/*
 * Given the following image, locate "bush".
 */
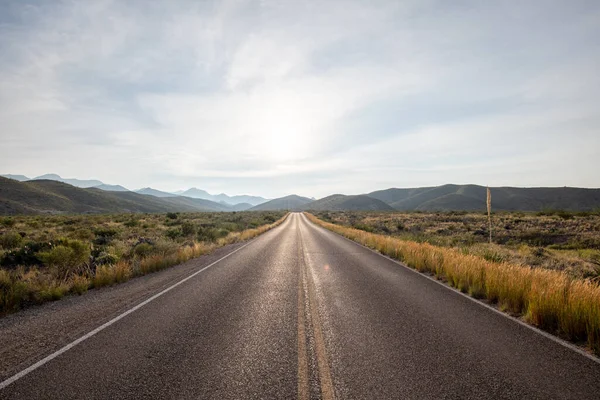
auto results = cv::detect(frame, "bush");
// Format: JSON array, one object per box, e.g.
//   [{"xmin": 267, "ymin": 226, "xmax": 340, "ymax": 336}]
[
  {"xmin": 133, "ymin": 242, "xmax": 154, "ymax": 258},
  {"xmin": 197, "ymin": 227, "xmax": 219, "ymax": 243},
  {"xmin": 1, "ymin": 218, "xmax": 15, "ymax": 227},
  {"xmin": 0, "ymin": 232, "xmax": 23, "ymax": 249},
  {"xmin": 181, "ymin": 222, "xmax": 197, "ymax": 236},
  {"xmin": 36, "ymin": 240, "xmax": 90, "ymax": 279},
  {"xmin": 166, "ymin": 212, "xmax": 178, "ymax": 220},
  {"xmin": 94, "ymin": 252, "xmax": 120, "ymax": 265},
  {"xmin": 165, "ymin": 228, "xmax": 182, "ymax": 240},
  {"xmin": 93, "ymin": 227, "xmax": 120, "ymax": 245},
  {"xmin": 1, "ymin": 241, "xmax": 54, "ymax": 268},
  {"xmin": 123, "ymin": 220, "xmax": 139, "ymax": 228}
]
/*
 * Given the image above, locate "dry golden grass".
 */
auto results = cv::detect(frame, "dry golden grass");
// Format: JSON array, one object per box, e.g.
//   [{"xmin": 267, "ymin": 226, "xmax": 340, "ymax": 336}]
[{"xmin": 306, "ymin": 212, "xmax": 600, "ymax": 356}]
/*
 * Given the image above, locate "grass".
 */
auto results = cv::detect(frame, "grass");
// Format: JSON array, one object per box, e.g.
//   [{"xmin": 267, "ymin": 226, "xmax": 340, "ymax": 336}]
[
  {"xmin": 306, "ymin": 212, "xmax": 600, "ymax": 356},
  {"xmin": 314, "ymin": 210, "xmax": 600, "ymax": 279},
  {"xmin": 0, "ymin": 211, "xmax": 288, "ymax": 315}
]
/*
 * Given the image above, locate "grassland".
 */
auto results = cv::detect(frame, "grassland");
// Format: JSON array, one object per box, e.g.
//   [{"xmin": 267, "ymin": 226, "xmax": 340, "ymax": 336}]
[
  {"xmin": 314, "ymin": 210, "xmax": 600, "ymax": 280},
  {"xmin": 0, "ymin": 211, "xmax": 287, "ymax": 315},
  {"xmin": 307, "ymin": 211, "xmax": 600, "ymax": 356}
]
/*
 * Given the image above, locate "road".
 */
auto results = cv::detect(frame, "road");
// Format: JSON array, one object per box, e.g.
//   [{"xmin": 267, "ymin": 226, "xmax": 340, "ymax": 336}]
[{"xmin": 1, "ymin": 213, "xmax": 599, "ymax": 399}]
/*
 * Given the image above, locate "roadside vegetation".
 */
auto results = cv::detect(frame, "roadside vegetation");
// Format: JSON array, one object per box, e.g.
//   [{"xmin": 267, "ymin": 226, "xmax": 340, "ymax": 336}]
[
  {"xmin": 307, "ymin": 211, "xmax": 600, "ymax": 356},
  {"xmin": 0, "ymin": 211, "xmax": 287, "ymax": 315}
]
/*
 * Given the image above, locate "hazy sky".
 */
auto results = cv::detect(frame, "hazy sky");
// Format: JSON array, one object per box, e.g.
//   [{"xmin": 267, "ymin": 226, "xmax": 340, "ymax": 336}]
[{"xmin": 1, "ymin": 0, "xmax": 599, "ymax": 198}]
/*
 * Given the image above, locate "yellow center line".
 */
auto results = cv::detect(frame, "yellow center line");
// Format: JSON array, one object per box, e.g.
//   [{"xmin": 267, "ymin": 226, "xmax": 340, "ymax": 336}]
[
  {"xmin": 298, "ymin": 216, "xmax": 335, "ymax": 400},
  {"xmin": 297, "ymin": 219, "xmax": 310, "ymax": 400}
]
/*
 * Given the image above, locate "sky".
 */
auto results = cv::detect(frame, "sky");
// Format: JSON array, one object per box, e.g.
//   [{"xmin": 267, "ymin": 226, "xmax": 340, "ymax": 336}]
[{"xmin": 1, "ymin": 0, "xmax": 599, "ymax": 198}]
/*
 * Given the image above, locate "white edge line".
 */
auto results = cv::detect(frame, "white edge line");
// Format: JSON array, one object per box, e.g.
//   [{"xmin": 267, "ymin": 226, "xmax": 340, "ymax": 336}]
[
  {"xmin": 302, "ymin": 213, "xmax": 600, "ymax": 365},
  {"xmin": 0, "ymin": 238, "xmax": 260, "ymax": 390}
]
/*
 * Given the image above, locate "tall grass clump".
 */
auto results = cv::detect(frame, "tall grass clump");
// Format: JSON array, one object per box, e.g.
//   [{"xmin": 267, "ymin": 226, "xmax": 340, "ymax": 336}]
[{"xmin": 305, "ymin": 213, "xmax": 600, "ymax": 355}]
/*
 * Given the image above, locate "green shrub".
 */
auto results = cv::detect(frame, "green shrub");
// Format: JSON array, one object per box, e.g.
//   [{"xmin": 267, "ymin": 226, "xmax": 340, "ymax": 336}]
[
  {"xmin": 1, "ymin": 218, "xmax": 16, "ymax": 227},
  {"xmin": 181, "ymin": 222, "xmax": 197, "ymax": 236},
  {"xmin": 166, "ymin": 212, "xmax": 178, "ymax": 220},
  {"xmin": 165, "ymin": 228, "xmax": 182, "ymax": 240},
  {"xmin": 133, "ymin": 243, "xmax": 154, "ymax": 258},
  {"xmin": 0, "ymin": 232, "xmax": 23, "ymax": 249},
  {"xmin": 93, "ymin": 227, "xmax": 120, "ymax": 245},
  {"xmin": 197, "ymin": 227, "xmax": 219, "ymax": 243},
  {"xmin": 123, "ymin": 219, "xmax": 139, "ymax": 228},
  {"xmin": 95, "ymin": 252, "xmax": 120, "ymax": 265},
  {"xmin": 36, "ymin": 239, "xmax": 90, "ymax": 279}
]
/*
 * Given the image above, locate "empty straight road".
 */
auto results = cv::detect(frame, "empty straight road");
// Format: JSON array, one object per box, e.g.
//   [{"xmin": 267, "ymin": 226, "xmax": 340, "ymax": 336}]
[{"xmin": 1, "ymin": 213, "xmax": 599, "ymax": 399}]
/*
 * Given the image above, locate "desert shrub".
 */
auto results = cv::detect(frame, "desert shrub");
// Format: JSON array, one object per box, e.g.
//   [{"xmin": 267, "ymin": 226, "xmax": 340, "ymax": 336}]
[
  {"xmin": 181, "ymin": 222, "xmax": 197, "ymax": 236},
  {"xmin": 36, "ymin": 239, "xmax": 90, "ymax": 279},
  {"xmin": 71, "ymin": 228, "xmax": 94, "ymax": 241},
  {"xmin": 0, "ymin": 241, "xmax": 53, "ymax": 268},
  {"xmin": 165, "ymin": 228, "xmax": 182, "ymax": 240},
  {"xmin": 1, "ymin": 218, "xmax": 16, "ymax": 227},
  {"xmin": 0, "ymin": 231, "xmax": 23, "ymax": 249},
  {"xmin": 123, "ymin": 219, "xmax": 139, "ymax": 228},
  {"xmin": 94, "ymin": 251, "xmax": 120, "ymax": 265},
  {"xmin": 197, "ymin": 227, "xmax": 219, "ymax": 243},
  {"xmin": 93, "ymin": 227, "xmax": 120, "ymax": 245},
  {"xmin": 133, "ymin": 242, "xmax": 154, "ymax": 258},
  {"xmin": 0, "ymin": 270, "xmax": 31, "ymax": 312},
  {"xmin": 166, "ymin": 212, "xmax": 178, "ymax": 220}
]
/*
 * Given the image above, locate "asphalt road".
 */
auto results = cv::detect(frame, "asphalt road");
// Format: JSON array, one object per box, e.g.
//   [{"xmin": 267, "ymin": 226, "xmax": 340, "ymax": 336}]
[{"xmin": 1, "ymin": 213, "xmax": 599, "ymax": 399}]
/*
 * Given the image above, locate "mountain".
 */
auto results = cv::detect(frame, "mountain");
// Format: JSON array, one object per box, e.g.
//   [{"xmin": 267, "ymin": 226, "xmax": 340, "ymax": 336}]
[
  {"xmin": 212, "ymin": 193, "xmax": 268, "ymax": 206},
  {"xmin": 0, "ymin": 177, "xmax": 228, "ymax": 215},
  {"xmin": 368, "ymin": 185, "xmax": 600, "ymax": 211},
  {"xmin": 94, "ymin": 184, "xmax": 130, "ymax": 192},
  {"xmin": 1, "ymin": 174, "xmax": 30, "ymax": 182},
  {"xmin": 249, "ymin": 195, "xmax": 313, "ymax": 211},
  {"xmin": 179, "ymin": 188, "xmax": 267, "ymax": 206},
  {"xmin": 180, "ymin": 187, "xmax": 268, "ymax": 206},
  {"xmin": 179, "ymin": 188, "xmax": 213, "ymax": 200},
  {"xmin": 135, "ymin": 187, "xmax": 179, "ymax": 198},
  {"xmin": 302, "ymin": 194, "xmax": 395, "ymax": 211},
  {"xmin": 33, "ymin": 174, "xmax": 104, "ymax": 188}
]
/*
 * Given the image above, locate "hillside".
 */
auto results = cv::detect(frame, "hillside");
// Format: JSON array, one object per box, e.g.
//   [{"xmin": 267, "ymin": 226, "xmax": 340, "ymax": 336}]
[
  {"xmin": 249, "ymin": 195, "xmax": 313, "ymax": 211},
  {"xmin": 94, "ymin": 184, "xmax": 130, "ymax": 192},
  {"xmin": 0, "ymin": 177, "xmax": 228, "ymax": 215},
  {"xmin": 368, "ymin": 185, "xmax": 600, "ymax": 211},
  {"xmin": 135, "ymin": 187, "xmax": 178, "ymax": 197},
  {"xmin": 303, "ymin": 194, "xmax": 395, "ymax": 211}
]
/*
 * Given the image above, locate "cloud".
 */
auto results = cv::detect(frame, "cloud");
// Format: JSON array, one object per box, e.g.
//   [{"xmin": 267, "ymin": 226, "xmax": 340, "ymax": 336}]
[{"xmin": 0, "ymin": 0, "xmax": 599, "ymax": 197}]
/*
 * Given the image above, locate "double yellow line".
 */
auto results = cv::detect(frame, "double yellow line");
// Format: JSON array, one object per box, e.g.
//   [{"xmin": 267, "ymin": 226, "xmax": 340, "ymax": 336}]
[{"xmin": 297, "ymin": 219, "xmax": 335, "ymax": 400}]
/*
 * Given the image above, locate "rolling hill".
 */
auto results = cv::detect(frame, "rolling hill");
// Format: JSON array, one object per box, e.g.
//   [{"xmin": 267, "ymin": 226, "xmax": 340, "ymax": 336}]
[
  {"xmin": 302, "ymin": 194, "xmax": 395, "ymax": 211},
  {"xmin": 94, "ymin": 184, "xmax": 130, "ymax": 192},
  {"xmin": 249, "ymin": 195, "xmax": 313, "ymax": 211},
  {"xmin": 0, "ymin": 177, "xmax": 228, "ymax": 215},
  {"xmin": 368, "ymin": 184, "xmax": 600, "ymax": 211}
]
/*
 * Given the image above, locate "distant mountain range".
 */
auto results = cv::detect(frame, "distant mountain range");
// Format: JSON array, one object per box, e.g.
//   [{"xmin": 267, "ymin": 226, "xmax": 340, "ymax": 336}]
[
  {"xmin": 177, "ymin": 188, "xmax": 267, "ymax": 206},
  {"xmin": 0, "ymin": 177, "xmax": 249, "ymax": 215},
  {"xmin": 2, "ymin": 174, "xmax": 599, "ymax": 214},
  {"xmin": 1, "ymin": 174, "xmax": 268, "ymax": 207}
]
